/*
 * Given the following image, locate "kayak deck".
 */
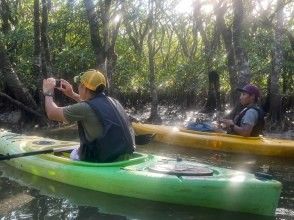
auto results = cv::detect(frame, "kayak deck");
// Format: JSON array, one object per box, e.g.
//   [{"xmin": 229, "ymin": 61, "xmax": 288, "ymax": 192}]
[
  {"xmin": 132, "ymin": 123, "xmax": 294, "ymax": 157},
  {"xmin": 0, "ymin": 130, "xmax": 282, "ymax": 216}
]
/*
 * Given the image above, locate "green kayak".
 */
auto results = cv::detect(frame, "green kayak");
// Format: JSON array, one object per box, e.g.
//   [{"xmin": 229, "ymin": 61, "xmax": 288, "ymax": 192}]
[{"xmin": 0, "ymin": 130, "xmax": 281, "ymax": 216}]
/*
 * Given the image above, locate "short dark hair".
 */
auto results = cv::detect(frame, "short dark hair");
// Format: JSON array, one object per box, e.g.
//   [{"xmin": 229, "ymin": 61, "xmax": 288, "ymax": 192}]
[{"xmin": 88, "ymin": 84, "xmax": 105, "ymax": 96}]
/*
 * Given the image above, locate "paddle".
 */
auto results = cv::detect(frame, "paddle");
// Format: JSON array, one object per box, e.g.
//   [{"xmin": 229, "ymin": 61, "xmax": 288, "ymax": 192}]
[
  {"xmin": 0, "ymin": 133, "xmax": 155, "ymax": 161},
  {"xmin": 135, "ymin": 133, "xmax": 156, "ymax": 145},
  {"xmin": 0, "ymin": 146, "xmax": 76, "ymax": 161}
]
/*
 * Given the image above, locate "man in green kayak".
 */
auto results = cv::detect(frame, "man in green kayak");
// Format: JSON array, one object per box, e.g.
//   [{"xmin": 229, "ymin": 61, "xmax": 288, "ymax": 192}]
[
  {"xmin": 42, "ymin": 69, "xmax": 135, "ymax": 162},
  {"xmin": 220, "ymin": 84, "xmax": 265, "ymax": 137}
]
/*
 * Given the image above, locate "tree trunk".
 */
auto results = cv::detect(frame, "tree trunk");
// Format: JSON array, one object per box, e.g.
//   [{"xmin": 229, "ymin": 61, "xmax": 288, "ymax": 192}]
[
  {"xmin": 41, "ymin": 0, "xmax": 52, "ymax": 77},
  {"xmin": 105, "ymin": 1, "xmax": 123, "ymax": 95},
  {"xmin": 268, "ymin": 0, "xmax": 284, "ymax": 127},
  {"xmin": 102, "ymin": 0, "xmax": 111, "ymax": 66},
  {"xmin": 283, "ymin": 30, "xmax": 294, "ymax": 94},
  {"xmin": 0, "ymin": 0, "xmax": 40, "ymax": 117},
  {"xmin": 215, "ymin": 1, "xmax": 251, "ymax": 104},
  {"xmin": 106, "ymin": 44, "xmax": 117, "ymax": 95},
  {"xmin": 0, "ymin": 43, "xmax": 38, "ymax": 110},
  {"xmin": 147, "ymin": 0, "xmax": 161, "ymax": 123},
  {"xmin": 83, "ymin": 0, "xmax": 106, "ymax": 70},
  {"xmin": 203, "ymin": 71, "xmax": 221, "ymax": 112},
  {"xmin": 147, "ymin": 47, "xmax": 161, "ymax": 123},
  {"xmin": 32, "ymin": 0, "xmax": 45, "ymax": 110},
  {"xmin": 215, "ymin": 4, "xmax": 236, "ymax": 105},
  {"xmin": 0, "ymin": 0, "xmax": 11, "ymax": 33},
  {"xmin": 0, "ymin": 92, "xmax": 43, "ymax": 118},
  {"xmin": 232, "ymin": 0, "xmax": 251, "ymax": 101},
  {"xmin": 286, "ymin": 30, "xmax": 294, "ymax": 51}
]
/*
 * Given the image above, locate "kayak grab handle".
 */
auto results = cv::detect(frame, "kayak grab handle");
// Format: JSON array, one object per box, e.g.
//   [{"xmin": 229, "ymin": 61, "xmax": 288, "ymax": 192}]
[{"xmin": 254, "ymin": 172, "xmax": 273, "ymax": 181}]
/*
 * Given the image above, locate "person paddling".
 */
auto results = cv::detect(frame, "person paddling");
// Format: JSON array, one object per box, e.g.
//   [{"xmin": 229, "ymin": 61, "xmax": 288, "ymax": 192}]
[
  {"xmin": 220, "ymin": 84, "xmax": 265, "ymax": 137},
  {"xmin": 43, "ymin": 69, "xmax": 135, "ymax": 162}
]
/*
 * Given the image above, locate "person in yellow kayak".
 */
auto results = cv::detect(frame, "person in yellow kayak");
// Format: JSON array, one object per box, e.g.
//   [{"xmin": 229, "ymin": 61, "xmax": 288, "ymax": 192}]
[
  {"xmin": 42, "ymin": 69, "xmax": 135, "ymax": 162},
  {"xmin": 220, "ymin": 84, "xmax": 265, "ymax": 137}
]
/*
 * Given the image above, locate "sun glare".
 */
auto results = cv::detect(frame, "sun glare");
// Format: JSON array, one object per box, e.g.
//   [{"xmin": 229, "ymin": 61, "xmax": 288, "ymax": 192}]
[
  {"xmin": 113, "ymin": 15, "xmax": 121, "ymax": 24},
  {"xmin": 253, "ymin": 0, "xmax": 277, "ymax": 16},
  {"xmin": 257, "ymin": 0, "xmax": 273, "ymax": 10},
  {"xmin": 175, "ymin": 0, "xmax": 214, "ymax": 15},
  {"xmin": 175, "ymin": 0, "xmax": 194, "ymax": 14},
  {"xmin": 201, "ymin": 3, "xmax": 213, "ymax": 14}
]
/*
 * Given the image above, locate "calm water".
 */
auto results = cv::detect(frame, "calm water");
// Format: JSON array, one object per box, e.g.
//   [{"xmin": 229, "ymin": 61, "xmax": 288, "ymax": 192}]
[{"xmin": 0, "ymin": 132, "xmax": 293, "ymax": 220}]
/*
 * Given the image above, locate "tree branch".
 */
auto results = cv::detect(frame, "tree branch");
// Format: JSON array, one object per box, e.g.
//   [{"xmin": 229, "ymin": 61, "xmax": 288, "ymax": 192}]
[{"xmin": 0, "ymin": 92, "xmax": 44, "ymax": 118}]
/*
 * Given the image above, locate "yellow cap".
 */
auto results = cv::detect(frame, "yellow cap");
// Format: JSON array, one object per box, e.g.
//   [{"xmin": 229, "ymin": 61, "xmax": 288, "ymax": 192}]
[{"xmin": 74, "ymin": 69, "xmax": 106, "ymax": 91}]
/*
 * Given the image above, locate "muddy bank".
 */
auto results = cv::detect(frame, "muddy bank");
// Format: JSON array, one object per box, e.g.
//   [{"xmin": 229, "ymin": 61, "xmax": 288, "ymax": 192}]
[{"xmin": 1, "ymin": 104, "xmax": 293, "ymax": 139}]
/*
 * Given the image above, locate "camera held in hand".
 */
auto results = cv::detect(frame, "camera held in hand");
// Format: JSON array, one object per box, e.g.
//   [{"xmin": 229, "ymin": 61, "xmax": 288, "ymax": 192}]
[{"xmin": 55, "ymin": 79, "xmax": 61, "ymax": 88}]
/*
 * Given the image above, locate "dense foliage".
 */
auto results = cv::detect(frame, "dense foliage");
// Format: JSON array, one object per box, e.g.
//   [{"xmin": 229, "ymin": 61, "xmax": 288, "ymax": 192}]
[
  {"xmin": 0, "ymin": 0, "xmax": 293, "ymax": 126},
  {"xmin": 0, "ymin": 1, "xmax": 292, "ymax": 95}
]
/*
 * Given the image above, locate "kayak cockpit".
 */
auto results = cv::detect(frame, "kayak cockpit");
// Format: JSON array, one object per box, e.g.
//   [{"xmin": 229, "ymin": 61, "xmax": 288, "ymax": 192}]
[
  {"xmin": 43, "ymin": 151, "xmax": 152, "ymax": 167},
  {"xmin": 45, "ymin": 151, "xmax": 216, "ymax": 177}
]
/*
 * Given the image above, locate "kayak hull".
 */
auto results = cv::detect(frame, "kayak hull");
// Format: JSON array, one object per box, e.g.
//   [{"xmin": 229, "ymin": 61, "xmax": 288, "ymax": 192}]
[
  {"xmin": 0, "ymin": 130, "xmax": 281, "ymax": 216},
  {"xmin": 133, "ymin": 123, "xmax": 294, "ymax": 157}
]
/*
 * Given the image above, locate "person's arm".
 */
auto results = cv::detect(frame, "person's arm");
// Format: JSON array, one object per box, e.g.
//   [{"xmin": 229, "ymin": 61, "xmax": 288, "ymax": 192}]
[
  {"xmin": 220, "ymin": 119, "xmax": 253, "ymax": 137},
  {"xmin": 57, "ymin": 79, "xmax": 83, "ymax": 102},
  {"xmin": 44, "ymin": 96, "xmax": 67, "ymax": 122},
  {"xmin": 231, "ymin": 122, "xmax": 253, "ymax": 137},
  {"xmin": 43, "ymin": 78, "xmax": 67, "ymax": 122}
]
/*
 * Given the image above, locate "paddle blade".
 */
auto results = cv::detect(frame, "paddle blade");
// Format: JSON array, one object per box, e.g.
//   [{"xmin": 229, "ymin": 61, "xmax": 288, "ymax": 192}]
[{"xmin": 135, "ymin": 133, "xmax": 156, "ymax": 145}]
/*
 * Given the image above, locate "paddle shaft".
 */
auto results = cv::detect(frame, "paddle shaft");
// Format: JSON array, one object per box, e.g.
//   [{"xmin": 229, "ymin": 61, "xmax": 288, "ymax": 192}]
[
  {"xmin": 0, "ymin": 146, "xmax": 76, "ymax": 161},
  {"xmin": 0, "ymin": 133, "xmax": 155, "ymax": 161},
  {"xmin": 135, "ymin": 133, "xmax": 156, "ymax": 145}
]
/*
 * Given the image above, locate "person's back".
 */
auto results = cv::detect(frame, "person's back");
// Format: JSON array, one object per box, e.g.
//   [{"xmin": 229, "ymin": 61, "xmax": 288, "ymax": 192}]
[
  {"xmin": 43, "ymin": 69, "xmax": 135, "ymax": 162},
  {"xmin": 80, "ymin": 93, "xmax": 135, "ymax": 162}
]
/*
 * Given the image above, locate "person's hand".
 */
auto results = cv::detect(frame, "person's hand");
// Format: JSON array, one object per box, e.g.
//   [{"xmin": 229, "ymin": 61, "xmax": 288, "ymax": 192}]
[
  {"xmin": 56, "ymin": 79, "xmax": 75, "ymax": 98},
  {"xmin": 219, "ymin": 119, "xmax": 234, "ymax": 128},
  {"xmin": 43, "ymin": 78, "xmax": 55, "ymax": 94}
]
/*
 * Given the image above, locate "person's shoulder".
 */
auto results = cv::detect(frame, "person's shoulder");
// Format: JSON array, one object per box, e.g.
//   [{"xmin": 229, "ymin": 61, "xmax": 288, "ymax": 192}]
[
  {"xmin": 63, "ymin": 102, "xmax": 94, "ymax": 122},
  {"xmin": 246, "ymin": 108, "xmax": 259, "ymax": 115},
  {"xmin": 244, "ymin": 108, "xmax": 259, "ymax": 122},
  {"xmin": 248, "ymin": 105, "xmax": 263, "ymax": 114},
  {"xmin": 65, "ymin": 102, "xmax": 92, "ymax": 111}
]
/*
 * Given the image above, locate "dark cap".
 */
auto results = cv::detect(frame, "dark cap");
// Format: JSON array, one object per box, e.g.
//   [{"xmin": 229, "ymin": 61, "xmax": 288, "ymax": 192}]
[{"xmin": 237, "ymin": 84, "xmax": 260, "ymax": 100}]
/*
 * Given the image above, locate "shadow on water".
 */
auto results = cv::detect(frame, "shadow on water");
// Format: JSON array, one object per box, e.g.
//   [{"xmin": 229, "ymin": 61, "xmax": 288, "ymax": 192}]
[{"xmin": 0, "ymin": 163, "xmax": 274, "ymax": 220}]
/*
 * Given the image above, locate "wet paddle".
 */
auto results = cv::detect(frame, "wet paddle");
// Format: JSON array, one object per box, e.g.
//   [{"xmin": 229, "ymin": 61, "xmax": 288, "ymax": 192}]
[{"xmin": 0, "ymin": 146, "xmax": 76, "ymax": 161}]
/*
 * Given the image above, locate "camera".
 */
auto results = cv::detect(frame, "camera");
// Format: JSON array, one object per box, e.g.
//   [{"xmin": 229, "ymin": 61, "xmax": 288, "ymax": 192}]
[{"xmin": 55, "ymin": 79, "xmax": 61, "ymax": 88}]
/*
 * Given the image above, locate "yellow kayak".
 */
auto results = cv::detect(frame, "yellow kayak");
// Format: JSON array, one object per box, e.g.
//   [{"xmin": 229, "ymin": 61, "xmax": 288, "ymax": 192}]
[{"xmin": 132, "ymin": 123, "xmax": 294, "ymax": 157}]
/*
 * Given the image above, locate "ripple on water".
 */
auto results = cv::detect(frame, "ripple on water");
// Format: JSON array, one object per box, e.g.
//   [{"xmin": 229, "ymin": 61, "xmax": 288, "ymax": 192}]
[{"xmin": 276, "ymin": 208, "xmax": 294, "ymax": 217}]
